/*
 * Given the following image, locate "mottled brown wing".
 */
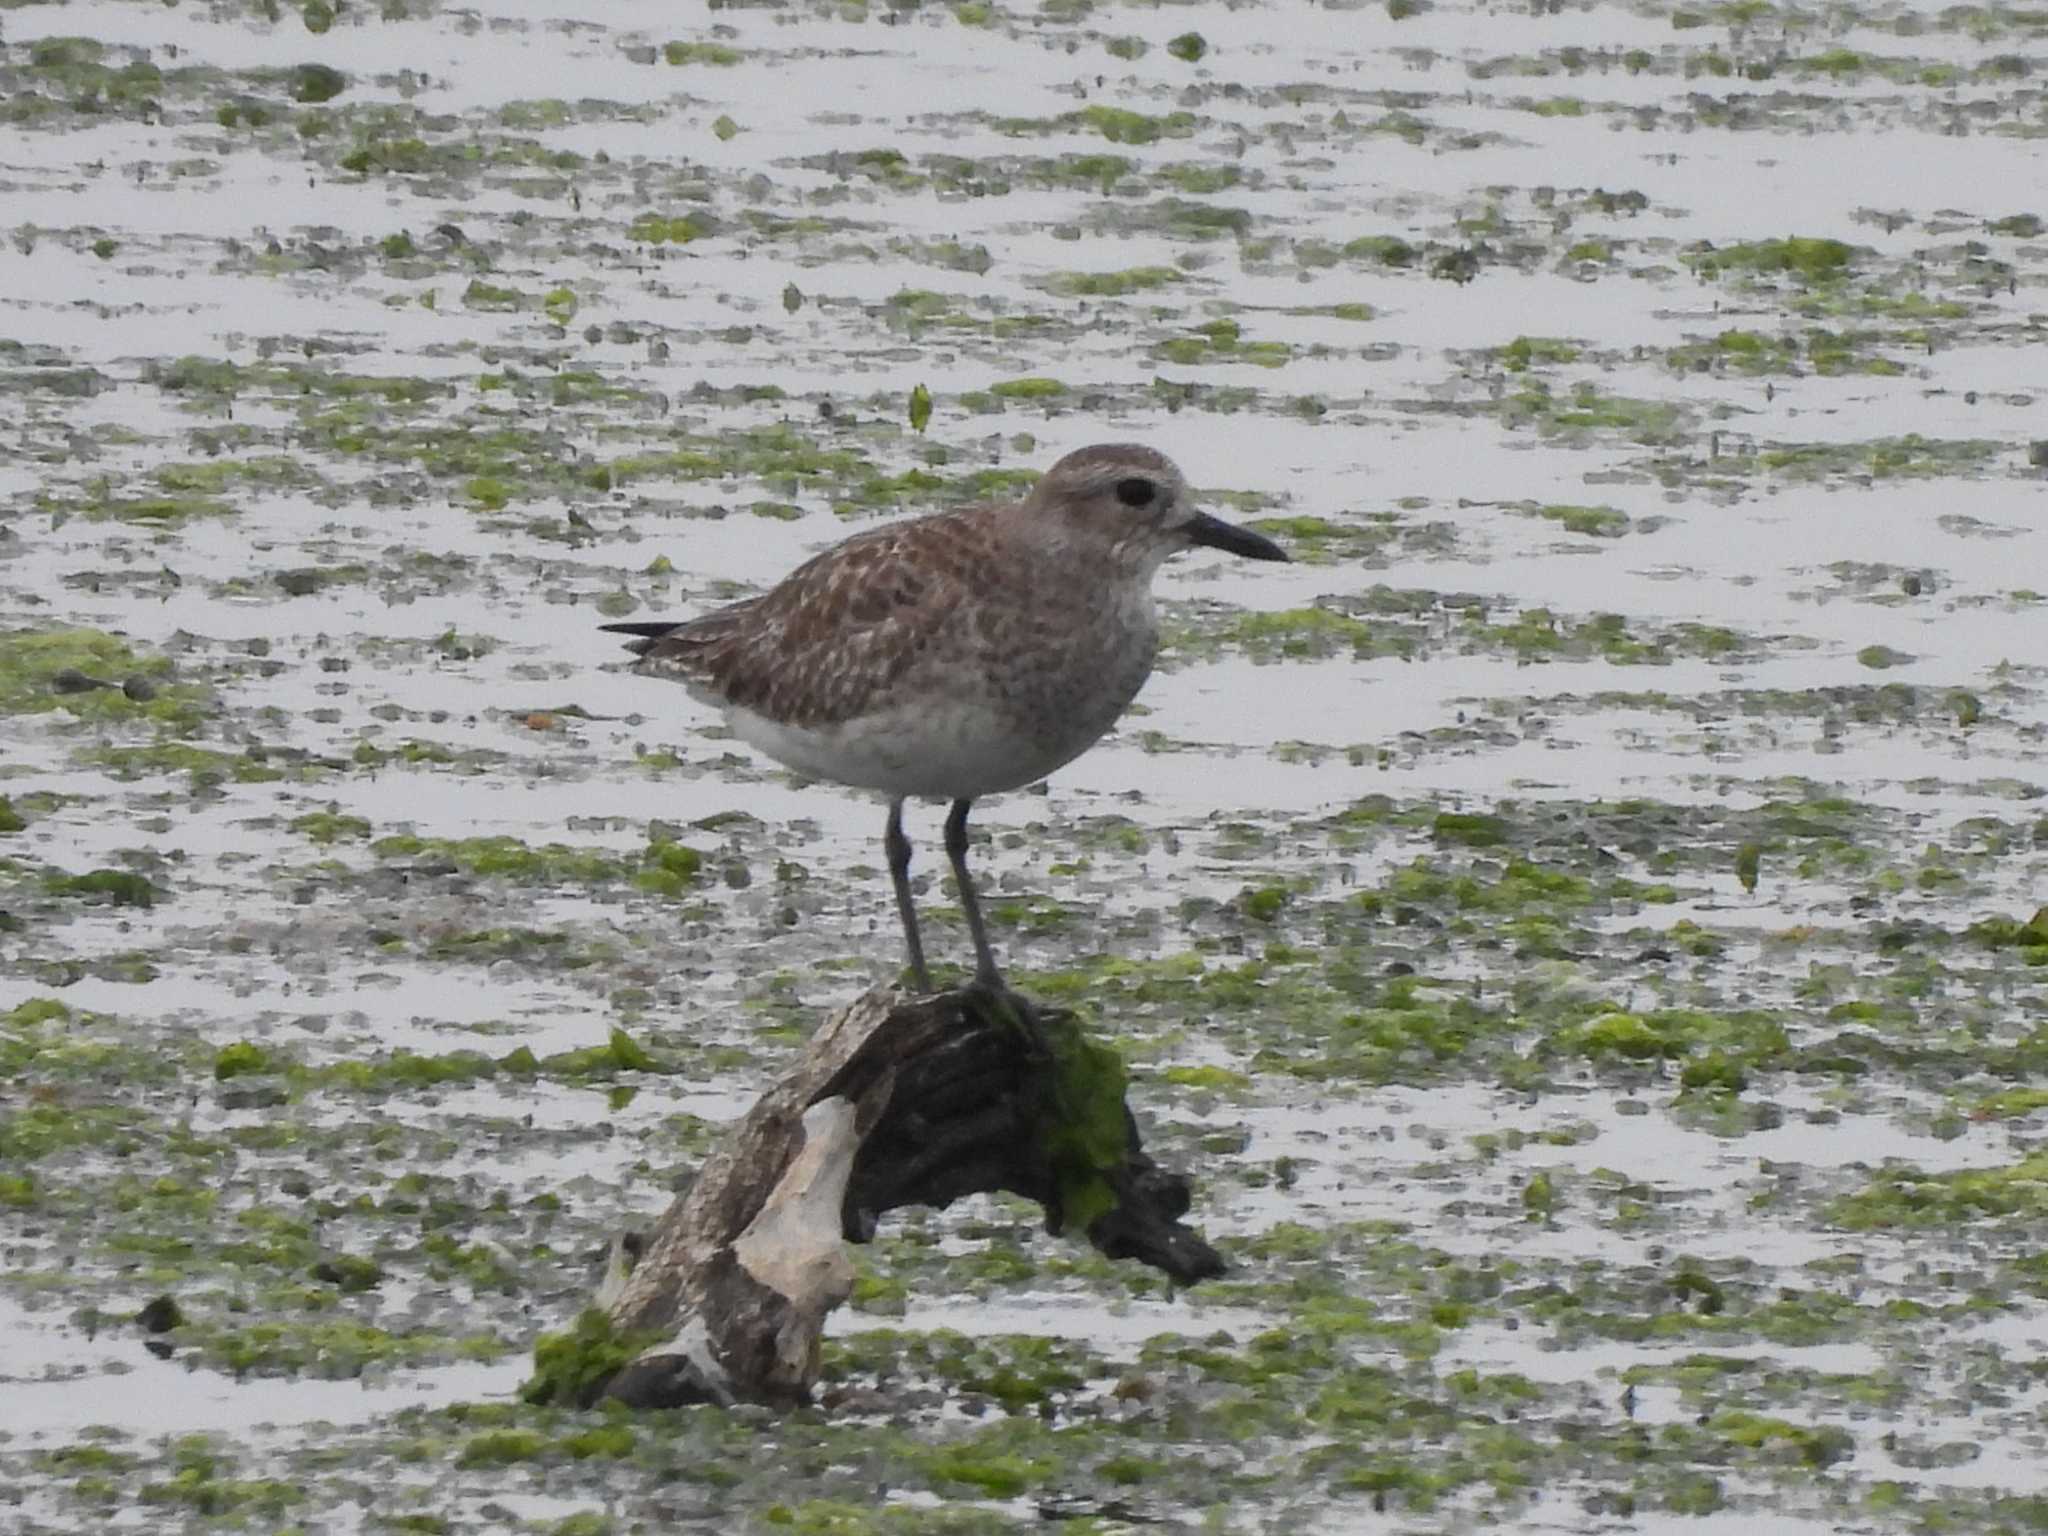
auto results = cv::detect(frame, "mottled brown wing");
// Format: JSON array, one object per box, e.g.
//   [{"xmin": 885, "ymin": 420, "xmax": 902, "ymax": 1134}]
[{"xmin": 621, "ymin": 512, "xmax": 987, "ymax": 728}]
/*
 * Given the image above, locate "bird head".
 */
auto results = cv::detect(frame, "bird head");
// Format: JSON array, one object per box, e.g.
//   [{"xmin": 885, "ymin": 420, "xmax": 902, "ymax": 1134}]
[{"xmin": 1025, "ymin": 443, "xmax": 1290, "ymax": 570}]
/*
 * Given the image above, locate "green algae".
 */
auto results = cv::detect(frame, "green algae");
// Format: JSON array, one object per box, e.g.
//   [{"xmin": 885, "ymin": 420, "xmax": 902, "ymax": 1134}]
[
  {"xmin": 7, "ymin": 38, "xmax": 182, "ymax": 125},
  {"xmin": 226, "ymin": 1028, "xmax": 674, "ymax": 1097},
  {"xmin": 176, "ymin": 1315, "xmax": 510, "ymax": 1378},
  {"xmin": 290, "ymin": 809, "xmax": 371, "ymax": 844},
  {"xmin": 0, "ymin": 628, "xmax": 199, "ymax": 724},
  {"xmin": 1688, "ymin": 236, "xmax": 1857, "ymax": 280},
  {"xmin": 458, "ymin": 1427, "xmax": 548, "ymax": 1465},
  {"xmin": 628, "ymin": 211, "xmax": 717, "ymax": 244},
  {"xmin": 64, "ymin": 491, "xmax": 237, "ymax": 525},
  {"xmin": 829, "ymin": 1328, "xmax": 1098, "ymax": 1414},
  {"xmin": 1530, "ymin": 503, "xmax": 1631, "ymax": 536},
  {"xmin": 138, "ymin": 1440, "xmax": 305, "ymax": 1520},
  {"xmin": 1344, "ymin": 234, "xmax": 1419, "ymax": 266},
  {"xmin": 367, "ymin": 832, "xmax": 704, "ymax": 893},
  {"xmin": 1156, "ymin": 318, "xmax": 1291, "ymax": 368},
  {"xmin": 1431, "ymin": 812, "xmax": 1508, "ymax": 848},
  {"xmin": 1833, "ymin": 1153, "xmax": 2048, "ymax": 1228},
  {"xmin": 5, "ymin": 5, "xmax": 2047, "ymax": 1531},
  {"xmin": 1967, "ymin": 907, "xmax": 2048, "ymax": 953},
  {"xmin": 1168, "ymin": 603, "xmax": 1403, "ymax": 662},
  {"xmin": 1041, "ymin": 265, "xmax": 1181, "ymax": 296},
  {"xmin": 662, "ymin": 41, "xmax": 743, "ymax": 65},
  {"xmin": 1736, "ymin": 841, "xmax": 1763, "ymax": 892},
  {"xmin": 987, "ymin": 376, "xmax": 1067, "ymax": 400},
  {"xmin": 1097, "ymin": 196, "xmax": 1252, "ymax": 241},
  {"xmin": 374, "ymin": 832, "xmax": 620, "ymax": 882},
  {"xmin": 0, "ymin": 999, "xmax": 169, "ymax": 1086},
  {"xmin": 1501, "ymin": 381, "xmax": 1690, "ymax": 446},
  {"xmin": 1497, "ymin": 335, "xmax": 1579, "ymax": 371},
  {"xmin": 1758, "ymin": 435, "xmax": 2001, "ymax": 481},
  {"xmin": 998, "ymin": 105, "xmax": 1199, "ymax": 145},
  {"xmin": 1029, "ymin": 1006, "xmax": 1131, "ymax": 1235},
  {"xmin": 1703, "ymin": 1411, "xmax": 1853, "ymax": 1467},
  {"xmin": 289, "ymin": 62, "xmax": 346, "ymax": 102},
  {"xmin": 83, "ymin": 742, "xmax": 322, "ymax": 786},
  {"xmin": 1158, "ymin": 1063, "xmax": 1254, "ymax": 1096},
  {"xmin": 44, "ymin": 868, "xmax": 158, "ymax": 907},
  {"xmin": 1160, "ymin": 161, "xmax": 1243, "ymax": 194},
  {"xmin": 1551, "ymin": 1007, "xmax": 1789, "ymax": 1068},
  {"xmin": 524, "ymin": 1309, "xmax": 672, "ymax": 1408},
  {"xmin": 1481, "ymin": 609, "xmax": 1749, "ymax": 663},
  {"xmin": 1240, "ymin": 512, "xmax": 1449, "ymax": 565}
]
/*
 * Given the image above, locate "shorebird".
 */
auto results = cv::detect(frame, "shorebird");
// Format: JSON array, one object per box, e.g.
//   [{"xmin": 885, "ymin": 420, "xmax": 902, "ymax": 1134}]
[{"xmin": 601, "ymin": 442, "xmax": 1288, "ymax": 992}]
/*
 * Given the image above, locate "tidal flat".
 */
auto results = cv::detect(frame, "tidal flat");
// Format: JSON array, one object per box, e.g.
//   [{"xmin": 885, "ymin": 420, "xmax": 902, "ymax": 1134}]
[{"xmin": 2, "ymin": 0, "xmax": 2046, "ymax": 1531}]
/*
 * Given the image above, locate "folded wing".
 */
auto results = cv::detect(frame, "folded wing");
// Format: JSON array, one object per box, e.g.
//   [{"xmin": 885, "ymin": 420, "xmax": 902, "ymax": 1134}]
[{"xmin": 600, "ymin": 516, "xmax": 977, "ymax": 728}]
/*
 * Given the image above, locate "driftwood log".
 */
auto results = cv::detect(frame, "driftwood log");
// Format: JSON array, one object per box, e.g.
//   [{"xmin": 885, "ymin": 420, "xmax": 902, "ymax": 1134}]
[{"xmin": 534, "ymin": 987, "xmax": 1223, "ymax": 1411}]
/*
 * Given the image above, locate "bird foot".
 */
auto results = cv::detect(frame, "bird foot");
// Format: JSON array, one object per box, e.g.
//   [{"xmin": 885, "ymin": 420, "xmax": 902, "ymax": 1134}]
[{"xmin": 963, "ymin": 977, "xmax": 1051, "ymax": 1063}]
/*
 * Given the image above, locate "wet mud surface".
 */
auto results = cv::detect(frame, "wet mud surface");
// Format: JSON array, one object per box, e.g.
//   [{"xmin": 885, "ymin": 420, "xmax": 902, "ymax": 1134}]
[{"xmin": 2, "ymin": 0, "xmax": 2046, "ymax": 1530}]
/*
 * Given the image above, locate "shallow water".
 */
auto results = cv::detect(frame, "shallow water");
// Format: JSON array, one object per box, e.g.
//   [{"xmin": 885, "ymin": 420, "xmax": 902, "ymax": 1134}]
[{"xmin": 3, "ymin": 0, "xmax": 2047, "ymax": 1529}]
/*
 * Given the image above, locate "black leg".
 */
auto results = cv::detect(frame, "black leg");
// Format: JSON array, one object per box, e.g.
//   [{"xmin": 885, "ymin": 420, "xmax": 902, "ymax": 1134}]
[
  {"xmin": 884, "ymin": 798, "xmax": 931, "ymax": 993},
  {"xmin": 944, "ymin": 798, "xmax": 1003, "ymax": 989}
]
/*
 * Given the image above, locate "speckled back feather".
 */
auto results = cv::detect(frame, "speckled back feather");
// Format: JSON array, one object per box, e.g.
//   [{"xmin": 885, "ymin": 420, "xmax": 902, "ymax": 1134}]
[{"xmin": 619, "ymin": 507, "xmax": 1009, "ymax": 729}]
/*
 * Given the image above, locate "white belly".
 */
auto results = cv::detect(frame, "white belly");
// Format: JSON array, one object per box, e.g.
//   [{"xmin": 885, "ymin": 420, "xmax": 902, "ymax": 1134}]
[{"xmin": 726, "ymin": 695, "xmax": 1098, "ymax": 800}]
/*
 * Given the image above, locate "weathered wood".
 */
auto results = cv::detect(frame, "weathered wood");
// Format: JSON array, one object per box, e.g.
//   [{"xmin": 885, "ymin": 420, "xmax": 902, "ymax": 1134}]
[{"xmin": 582, "ymin": 987, "xmax": 1223, "ymax": 1411}]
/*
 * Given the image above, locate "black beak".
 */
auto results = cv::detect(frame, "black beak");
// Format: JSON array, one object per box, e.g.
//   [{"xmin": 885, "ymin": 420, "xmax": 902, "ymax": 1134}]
[{"xmin": 1185, "ymin": 511, "xmax": 1290, "ymax": 562}]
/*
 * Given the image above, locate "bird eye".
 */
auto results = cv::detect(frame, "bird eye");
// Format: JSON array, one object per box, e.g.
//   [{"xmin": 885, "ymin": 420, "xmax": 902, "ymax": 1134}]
[{"xmin": 1114, "ymin": 477, "xmax": 1156, "ymax": 508}]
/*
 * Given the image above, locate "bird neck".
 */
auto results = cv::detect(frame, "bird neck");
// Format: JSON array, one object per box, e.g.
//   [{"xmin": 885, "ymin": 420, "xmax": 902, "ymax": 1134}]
[{"xmin": 1005, "ymin": 510, "xmax": 1165, "ymax": 585}]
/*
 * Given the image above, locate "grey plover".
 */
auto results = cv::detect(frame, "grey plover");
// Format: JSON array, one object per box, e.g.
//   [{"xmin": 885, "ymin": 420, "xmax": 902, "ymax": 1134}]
[{"xmin": 602, "ymin": 442, "xmax": 1288, "ymax": 992}]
